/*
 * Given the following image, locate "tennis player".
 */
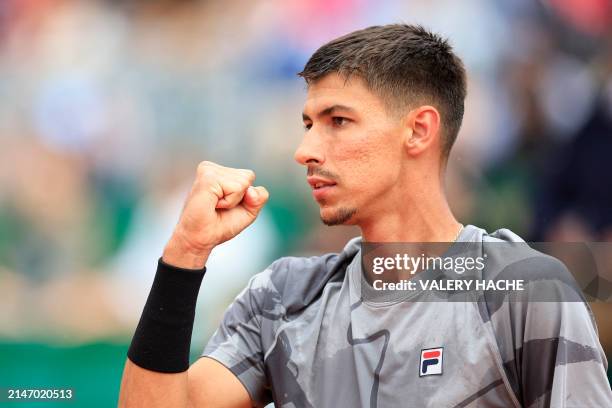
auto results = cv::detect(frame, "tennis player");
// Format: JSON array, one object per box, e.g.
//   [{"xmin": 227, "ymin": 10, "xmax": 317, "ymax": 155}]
[{"xmin": 119, "ymin": 25, "xmax": 612, "ymax": 407}]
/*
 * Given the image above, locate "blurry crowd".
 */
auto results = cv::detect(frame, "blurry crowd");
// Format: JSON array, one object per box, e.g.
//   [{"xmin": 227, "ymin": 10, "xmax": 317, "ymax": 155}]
[{"xmin": 0, "ymin": 0, "xmax": 610, "ymax": 353}]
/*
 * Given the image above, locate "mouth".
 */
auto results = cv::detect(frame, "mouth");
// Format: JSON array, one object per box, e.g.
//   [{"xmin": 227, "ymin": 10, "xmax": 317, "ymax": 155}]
[
  {"xmin": 313, "ymin": 182, "xmax": 336, "ymax": 189},
  {"xmin": 307, "ymin": 176, "xmax": 337, "ymax": 200},
  {"xmin": 307, "ymin": 177, "xmax": 336, "ymax": 189}
]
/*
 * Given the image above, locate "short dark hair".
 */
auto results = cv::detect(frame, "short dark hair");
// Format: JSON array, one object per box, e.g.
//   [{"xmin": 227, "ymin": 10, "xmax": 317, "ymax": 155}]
[{"xmin": 298, "ymin": 24, "xmax": 467, "ymax": 158}]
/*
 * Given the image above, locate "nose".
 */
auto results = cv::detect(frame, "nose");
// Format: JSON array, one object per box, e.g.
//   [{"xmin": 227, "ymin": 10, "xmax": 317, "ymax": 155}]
[{"xmin": 294, "ymin": 130, "xmax": 325, "ymax": 166}]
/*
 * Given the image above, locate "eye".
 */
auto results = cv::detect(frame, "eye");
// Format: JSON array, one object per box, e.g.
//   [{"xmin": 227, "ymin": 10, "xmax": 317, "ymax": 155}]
[
  {"xmin": 332, "ymin": 116, "xmax": 349, "ymax": 127},
  {"xmin": 303, "ymin": 123, "xmax": 312, "ymax": 131}
]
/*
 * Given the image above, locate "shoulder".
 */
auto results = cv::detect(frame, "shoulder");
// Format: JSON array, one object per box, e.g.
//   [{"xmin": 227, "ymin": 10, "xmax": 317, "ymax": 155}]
[
  {"xmin": 463, "ymin": 225, "xmax": 585, "ymax": 324},
  {"xmin": 468, "ymin": 225, "xmax": 577, "ymax": 286},
  {"xmin": 246, "ymin": 237, "xmax": 361, "ymax": 314}
]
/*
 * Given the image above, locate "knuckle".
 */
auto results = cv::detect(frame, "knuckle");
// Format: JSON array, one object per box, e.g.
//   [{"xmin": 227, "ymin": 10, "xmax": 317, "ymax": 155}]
[
  {"xmin": 227, "ymin": 180, "xmax": 243, "ymax": 191},
  {"xmin": 244, "ymin": 169, "xmax": 256, "ymax": 180},
  {"xmin": 197, "ymin": 161, "xmax": 215, "ymax": 178},
  {"xmin": 235, "ymin": 168, "xmax": 255, "ymax": 181},
  {"xmin": 239, "ymin": 177, "xmax": 252, "ymax": 188}
]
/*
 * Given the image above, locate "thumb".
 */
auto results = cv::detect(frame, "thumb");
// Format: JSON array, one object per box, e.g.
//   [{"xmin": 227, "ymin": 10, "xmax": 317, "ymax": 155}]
[{"xmin": 241, "ymin": 186, "xmax": 269, "ymax": 216}]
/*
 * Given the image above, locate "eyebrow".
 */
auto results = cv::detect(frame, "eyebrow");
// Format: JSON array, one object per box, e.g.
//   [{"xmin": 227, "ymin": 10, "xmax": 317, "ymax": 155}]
[{"xmin": 302, "ymin": 104, "xmax": 356, "ymax": 121}]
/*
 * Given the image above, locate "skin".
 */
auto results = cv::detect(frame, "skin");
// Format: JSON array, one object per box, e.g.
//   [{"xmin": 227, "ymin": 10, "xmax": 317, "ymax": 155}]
[
  {"xmin": 118, "ymin": 72, "xmax": 462, "ymax": 407},
  {"xmin": 297, "ymin": 73, "xmax": 461, "ymax": 242}
]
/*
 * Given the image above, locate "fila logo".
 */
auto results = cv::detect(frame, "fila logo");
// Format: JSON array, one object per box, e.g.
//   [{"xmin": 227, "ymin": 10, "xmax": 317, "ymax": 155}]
[{"xmin": 420, "ymin": 347, "xmax": 443, "ymax": 376}]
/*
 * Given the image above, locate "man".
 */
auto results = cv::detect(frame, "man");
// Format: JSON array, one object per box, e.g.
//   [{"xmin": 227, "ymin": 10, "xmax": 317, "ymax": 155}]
[{"xmin": 119, "ymin": 25, "xmax": 612, "ymax": 407}]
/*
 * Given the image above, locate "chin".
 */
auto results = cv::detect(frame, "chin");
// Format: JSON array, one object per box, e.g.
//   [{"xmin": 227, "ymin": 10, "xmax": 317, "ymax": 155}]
[{"xmin": 320, "ymin": 206, "xmax": 357, "ymax": 226}]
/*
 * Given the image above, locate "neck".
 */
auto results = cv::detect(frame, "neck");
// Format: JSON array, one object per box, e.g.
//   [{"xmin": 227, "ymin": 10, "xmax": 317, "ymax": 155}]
[{"xmin": 359, "ymin": 182, "xmax": 461, "ymax": 243}]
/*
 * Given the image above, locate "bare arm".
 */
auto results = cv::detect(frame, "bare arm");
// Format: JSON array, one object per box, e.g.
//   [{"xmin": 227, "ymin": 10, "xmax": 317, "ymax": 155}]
[
  {"xmin": 119, "ymin": 360, "xmax": 189, "ymax": 408},
  {"xmin": 119, "ymin": 357, "xmax": 251, "ymax": 408},
  {"xmin": 118, "ymin": 161, "xmax": 269, "ymax": 407}
]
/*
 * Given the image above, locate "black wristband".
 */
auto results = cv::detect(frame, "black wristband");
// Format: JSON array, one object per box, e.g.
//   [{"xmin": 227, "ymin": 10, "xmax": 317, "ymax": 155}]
[{"xmin": 127, "ymin": 258, "xmax": 206, "ymax": 373}]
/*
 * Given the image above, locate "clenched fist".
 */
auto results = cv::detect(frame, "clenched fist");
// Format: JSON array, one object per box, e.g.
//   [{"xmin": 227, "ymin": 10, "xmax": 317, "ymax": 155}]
[{"xmin": 162, "ymin": 161, "xmax": 269, "ymax": 269}]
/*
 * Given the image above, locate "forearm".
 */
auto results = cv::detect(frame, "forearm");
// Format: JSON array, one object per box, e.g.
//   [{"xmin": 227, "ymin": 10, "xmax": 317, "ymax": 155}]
[
  {"xmin": 119, "ymin": 360, "xmax": 189, "ymax": 408},
  {"xmin": 119, "ymin": 242, "xmax": 209, "ymax": 407}
]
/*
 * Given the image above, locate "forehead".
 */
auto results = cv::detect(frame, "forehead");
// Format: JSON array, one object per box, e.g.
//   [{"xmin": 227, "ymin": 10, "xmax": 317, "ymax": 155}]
[{"xmin": 303, "ymin": 73, "xmax": 386, "ymax": 115}]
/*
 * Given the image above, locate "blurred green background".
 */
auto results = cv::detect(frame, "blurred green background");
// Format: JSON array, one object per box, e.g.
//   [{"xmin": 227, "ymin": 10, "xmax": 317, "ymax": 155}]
[{"xmin": 1, "ymin": 0, "xmax": 612, "ymax": 406}]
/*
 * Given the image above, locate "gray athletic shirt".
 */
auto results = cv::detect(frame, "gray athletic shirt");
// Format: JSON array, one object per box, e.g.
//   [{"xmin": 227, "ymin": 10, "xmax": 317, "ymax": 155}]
[{"xmin": 202, "ymin": 225, "xmax": 612, "ymax": 407}]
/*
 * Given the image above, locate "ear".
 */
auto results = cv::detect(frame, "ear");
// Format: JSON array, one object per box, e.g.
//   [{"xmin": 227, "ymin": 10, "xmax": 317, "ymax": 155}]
[{"xmin": 403, "ymin": 105, "xmax": 441, "ymax": 157}]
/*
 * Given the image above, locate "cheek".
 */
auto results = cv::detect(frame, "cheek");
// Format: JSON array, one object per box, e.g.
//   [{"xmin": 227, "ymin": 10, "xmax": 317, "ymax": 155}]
[{"xmin": 334, "ymin": 130, "xmax": 401, "ymax": 191}]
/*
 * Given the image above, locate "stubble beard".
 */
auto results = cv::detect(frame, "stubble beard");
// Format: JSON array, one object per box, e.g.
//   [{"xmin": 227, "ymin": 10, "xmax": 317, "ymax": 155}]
[{"xmin": 321, "ymin": 207, "xmax": 357, "ymax": 226}]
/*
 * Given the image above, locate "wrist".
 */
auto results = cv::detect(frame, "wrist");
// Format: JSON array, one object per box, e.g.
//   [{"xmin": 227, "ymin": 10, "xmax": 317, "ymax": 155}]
[
  {"xmin": 128, "ymin": 258, "xmax": 206, "ymax": 373},
  {"xmin": 163, "ymin": 232, "xmax": 213, "ymax": 269}
]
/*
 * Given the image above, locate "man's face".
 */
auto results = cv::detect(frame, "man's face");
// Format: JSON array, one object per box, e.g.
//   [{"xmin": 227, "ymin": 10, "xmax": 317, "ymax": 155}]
[{"xmin": 295, "ymin": 73, "xmax": 406, "ymax": 226}]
